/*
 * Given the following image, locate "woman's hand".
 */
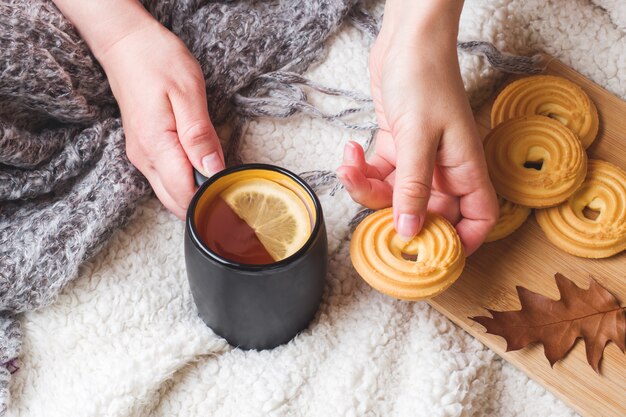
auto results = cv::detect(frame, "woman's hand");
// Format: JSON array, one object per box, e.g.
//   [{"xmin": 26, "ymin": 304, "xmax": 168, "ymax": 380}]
[
  {"xmin": 53, "ymin": 0, "xmax": 224, "ymax": 219},
  {"xmin": 99, "ymin": 21, "xmax": 224, "ymax": 219},
  {"xmin": 336, "ymin": 0, "xmax": 497, "ymax": 254}
]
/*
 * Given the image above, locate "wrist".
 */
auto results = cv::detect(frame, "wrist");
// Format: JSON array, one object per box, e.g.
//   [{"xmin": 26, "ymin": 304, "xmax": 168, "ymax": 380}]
[
  {"xmin": 380, "ymin": 0, "xmax": 463, "ymax": 48},
  {"xmin": 52, "ymin": 0, "xmax": 157, "ymax": 61}
]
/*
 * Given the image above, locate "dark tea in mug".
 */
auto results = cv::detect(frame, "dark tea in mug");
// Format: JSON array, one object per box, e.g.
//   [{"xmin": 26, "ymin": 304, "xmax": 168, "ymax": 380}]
[
  {"xmin": 185, "ymin": 164, "xmax": 327, "ymax": 350},
  {"xmin": 194, "ymin": 169, "xmax": 316, "ymax": 265}
]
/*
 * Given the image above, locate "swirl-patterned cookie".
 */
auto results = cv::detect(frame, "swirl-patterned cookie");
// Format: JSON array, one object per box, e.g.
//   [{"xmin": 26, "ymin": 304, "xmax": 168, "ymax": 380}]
[
  {"xmin": 350, "ymin": 208, "xmax": 465, "ymax": 300},
  {"xmin": 483, "ymin": 115, "xmax": 587, "ymax": 208},
  {"xmin": 491, "ymin": 75, "xmax": 599, "ymax": 148},
  {"xmin": 485, "ymin": 197, "xmax": 532, "ymax": 242},
  {"xmin": 536, "ymin": 160, "xmax": 626, "ymax": 258}
]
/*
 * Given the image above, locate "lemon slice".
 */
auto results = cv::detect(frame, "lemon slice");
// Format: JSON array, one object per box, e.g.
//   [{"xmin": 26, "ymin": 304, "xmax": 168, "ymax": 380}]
[{"xmin": 220, "ymin": 178, "xmax": 311, "ymax": 261}]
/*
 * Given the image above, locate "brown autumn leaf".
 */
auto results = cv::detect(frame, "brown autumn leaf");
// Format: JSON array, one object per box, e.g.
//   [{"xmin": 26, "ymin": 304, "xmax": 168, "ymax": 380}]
[{"xmin": 471, "ymin": 273, "xmax": 625, "ymax": 373}]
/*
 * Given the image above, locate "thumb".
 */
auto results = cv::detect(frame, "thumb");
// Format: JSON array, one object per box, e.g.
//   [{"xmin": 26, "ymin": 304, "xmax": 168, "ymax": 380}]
[
  {"xmin": 169, "ymin": 86, "xmax": 225, "ymax": 178},
  {"xmin": 392, "ymin": 125, "xmax": 438, "ymax": 240}
]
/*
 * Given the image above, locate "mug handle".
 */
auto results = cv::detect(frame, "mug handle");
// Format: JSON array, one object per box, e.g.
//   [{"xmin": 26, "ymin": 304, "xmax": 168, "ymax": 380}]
[{"xmin": 194, "ymin": 169, "xmax": 209, "ymax": 187}]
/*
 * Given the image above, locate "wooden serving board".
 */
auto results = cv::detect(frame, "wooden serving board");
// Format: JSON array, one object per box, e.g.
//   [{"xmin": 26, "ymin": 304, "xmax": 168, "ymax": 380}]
[{"xmin": 427, "ymin": 57, "xmax": 626, "ymax": 417}]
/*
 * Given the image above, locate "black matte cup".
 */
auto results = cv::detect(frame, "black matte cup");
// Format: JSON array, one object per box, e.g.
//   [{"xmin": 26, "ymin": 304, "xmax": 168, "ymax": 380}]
[{"xmin": 185, "ymin": 164, "xmax": 327, "ymax": 350}]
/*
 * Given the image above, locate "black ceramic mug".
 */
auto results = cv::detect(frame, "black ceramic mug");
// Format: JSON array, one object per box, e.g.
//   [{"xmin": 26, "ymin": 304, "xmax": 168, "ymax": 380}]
[{"xmin": 185, "ymin": 164, "xmax": 327, "ymax": 350}]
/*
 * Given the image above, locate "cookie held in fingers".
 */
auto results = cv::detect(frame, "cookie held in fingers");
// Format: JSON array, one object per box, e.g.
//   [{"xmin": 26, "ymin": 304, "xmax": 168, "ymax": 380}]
[
  {"xmin": 350, "ymin": 208, "xmax": 465, "ymax": 300},
  {"xmin": 536, "ymin": 160, "xmax": 626, "ymax": 258},
  {"xmin": 491, "ymin": 75, "xmax": 599, "ymax": 148},
  {"xmin": 485, "ymin": 196, "xmax": 532, "ymax": 242},
  {"xmin": 483, "ymin": 115, "xmax": 587, "ymax": 208}
]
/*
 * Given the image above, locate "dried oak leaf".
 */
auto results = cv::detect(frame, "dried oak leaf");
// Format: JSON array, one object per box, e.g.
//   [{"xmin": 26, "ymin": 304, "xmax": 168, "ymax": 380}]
[{"xmin": 471, "ymin": 273, "xmax": 625, "ymax": 373}]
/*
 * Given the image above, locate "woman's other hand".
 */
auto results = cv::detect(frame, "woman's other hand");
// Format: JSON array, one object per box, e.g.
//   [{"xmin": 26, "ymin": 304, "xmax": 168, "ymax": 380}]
[{"xmin": 337, "ymin": 0, "xmax": 497, "ymax": 254}]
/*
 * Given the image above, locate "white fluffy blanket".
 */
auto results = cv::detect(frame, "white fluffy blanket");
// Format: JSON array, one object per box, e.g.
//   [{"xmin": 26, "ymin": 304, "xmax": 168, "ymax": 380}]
[{"xmin": 9, "ymin": 0, "xmax": 625, "ymax": 415}]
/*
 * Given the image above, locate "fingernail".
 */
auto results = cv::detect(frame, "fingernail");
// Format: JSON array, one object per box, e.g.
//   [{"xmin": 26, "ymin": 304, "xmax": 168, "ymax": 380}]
[
  {"xmin": 344, "ymin": 142, "xmax": 357, "ymax": 164},
  {"xmin": 397, "ymin": 214, "xmax": 421, "ymax": 241},
  {"xmin": 202, "ymin": 152, "xmax": 223, "ymax": 177}
]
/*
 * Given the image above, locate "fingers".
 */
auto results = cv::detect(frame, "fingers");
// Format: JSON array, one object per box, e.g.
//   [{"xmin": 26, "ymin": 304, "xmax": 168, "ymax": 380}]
[
  {"xmin": 153, "ymin": 135, "xmax": 197, "ymax": 218},
  {"xmin": 122, "ymin": 91, "xmax": 199, "ymax": 219},
  {"xmin": 337, "ymin": 141, "xmax": 394, "ymax": 209},
  {"xmin": 342, "ymin": 141, "xmax": 393, "ymax": 180},
  {"xmin": 427, "ymin": 192, "xmax": 461, "ymax": 225},
  {"xmin": 438, "ymin": 125, "xmax": 498, "ymax": 254},
  {"xmin": 168, "ymin": 79, "xmax": 224, "ymax": 178},
  {"xmin": 127, "ymin": 130, "xmax": 196, "ymax": 220},
  {"xmin": 391, "ymin": 120, "xmax": 439, "ymax": 240},
  {"xmin": 336, "ymin": 165, "xmax": 393, "ymax": 209},
  {"xmin": 146, "ymin": 170, "xmax": 188, "ymax": 220},
  {"xmin": 455, "ymin": 184, "xmax": 498, "ymax": 255},
  {"xmin": 128, "ymin": 77, "xmax": 222, "ymax": 219},
  {"xmin": 455, "ymin": 159, "xmax": 498, "ymax": 255}
]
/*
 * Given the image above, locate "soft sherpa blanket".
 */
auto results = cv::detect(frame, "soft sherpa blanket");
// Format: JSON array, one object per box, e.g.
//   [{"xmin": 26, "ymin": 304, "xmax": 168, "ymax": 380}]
[{"xmin": 4, "ymin": 0, "xmax": 626, "ymax": 415}]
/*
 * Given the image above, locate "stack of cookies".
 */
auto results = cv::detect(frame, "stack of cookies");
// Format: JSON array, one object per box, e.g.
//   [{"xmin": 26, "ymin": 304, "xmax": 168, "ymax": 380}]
[{"xmin": 484, "ymin": 75, "xmax": 626, "ymax": 258}]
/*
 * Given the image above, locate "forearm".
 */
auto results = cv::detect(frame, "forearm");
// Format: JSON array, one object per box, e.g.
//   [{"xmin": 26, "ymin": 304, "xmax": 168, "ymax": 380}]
[
  {"xmin": 381, "ymin": 0, "xmax": 464, "ymax": 47},
  {"xmin": 51, "ymin": 0, "xmax": 156, "ymax": 61}
]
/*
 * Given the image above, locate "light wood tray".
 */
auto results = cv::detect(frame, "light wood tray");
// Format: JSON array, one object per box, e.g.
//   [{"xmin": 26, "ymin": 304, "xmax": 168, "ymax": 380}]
[{"xmin": 427, "ymin": 57, "xmax": 626, "ymax": 417}]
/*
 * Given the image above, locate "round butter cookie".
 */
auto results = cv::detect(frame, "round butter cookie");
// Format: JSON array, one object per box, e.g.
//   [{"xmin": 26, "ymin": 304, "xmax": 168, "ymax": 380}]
[
  {"xmin": 536, "ymin": 160, "xmax": 626, "ymax": 258},
  {"xmin": 491, "ymin": 75, "xmax": 599, "ymax": 148},
  {"xmin": 485, "ymin": 197, "xmax": 532, "ymax": 242},
  {"xmin": 483, "ymin": 115, "xmax": 587, "ymax": 208},
  {"xmin": 350, "ymin": 208, "xmax": 465, "ymax": 300}
]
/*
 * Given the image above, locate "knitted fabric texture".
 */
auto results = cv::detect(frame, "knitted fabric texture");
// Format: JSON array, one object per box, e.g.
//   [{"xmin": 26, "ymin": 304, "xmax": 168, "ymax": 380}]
[{"xmin": 0, "ymin": 0, "xmax": 358, "ymax": 411}]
